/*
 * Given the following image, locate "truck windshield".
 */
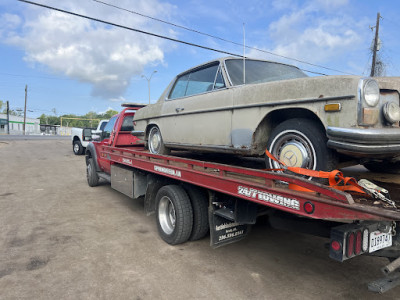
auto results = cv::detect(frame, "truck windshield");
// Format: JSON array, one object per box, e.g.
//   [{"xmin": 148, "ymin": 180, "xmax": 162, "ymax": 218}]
[{"xmin": 225, "ymin": 59, "xmax": 307, "ymax": 86}]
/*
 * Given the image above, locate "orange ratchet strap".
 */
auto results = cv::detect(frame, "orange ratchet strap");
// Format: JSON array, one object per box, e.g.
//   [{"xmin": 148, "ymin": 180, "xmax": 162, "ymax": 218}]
[{"xmin": 265, "ymin": 150, "xmax": 366, "ymax": 194}]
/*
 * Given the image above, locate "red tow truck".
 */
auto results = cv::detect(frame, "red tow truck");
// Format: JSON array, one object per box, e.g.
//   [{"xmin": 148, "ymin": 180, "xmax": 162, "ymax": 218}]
[{"xmin": 85, "ymin": 103, "xmax": 400, "ymax": 293}]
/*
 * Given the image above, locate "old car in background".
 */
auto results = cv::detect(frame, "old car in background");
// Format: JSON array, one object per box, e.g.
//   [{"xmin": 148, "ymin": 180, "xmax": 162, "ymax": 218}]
[{"xmin": 132, "ymin": 57, "xmax": 400, "ymax": 173}]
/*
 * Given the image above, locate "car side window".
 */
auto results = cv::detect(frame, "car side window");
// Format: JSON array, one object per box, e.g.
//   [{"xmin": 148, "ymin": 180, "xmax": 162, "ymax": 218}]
[
  {"xmin": 168, "ymin": 63, "xmax": 221, "ymax": 99},
  {"xmin": 214, "ymin": 67, "xmax": 225, "ymax": 89},
  {"xmin": 102, "ymin": 116, "xmax": 117, "ymax": 140},
  {"xmin": 169, "ymin": 74, "xmax": 190, "ymax": 99},
  {"xmin": 185, "ymin": 64, "xmax": 219, "ymax": 97}
]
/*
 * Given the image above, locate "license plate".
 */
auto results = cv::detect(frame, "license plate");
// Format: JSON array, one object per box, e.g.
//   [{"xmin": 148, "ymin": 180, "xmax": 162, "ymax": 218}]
[{"xmin": 369, "ymin": 230, "xmax": 392, "ymax": 253}]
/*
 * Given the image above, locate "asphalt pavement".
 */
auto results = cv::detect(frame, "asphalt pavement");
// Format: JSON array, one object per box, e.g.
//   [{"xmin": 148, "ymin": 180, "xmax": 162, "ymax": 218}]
[{"xmin": 0, "ymin": 139, "xmax": 398, "ymax": 299}]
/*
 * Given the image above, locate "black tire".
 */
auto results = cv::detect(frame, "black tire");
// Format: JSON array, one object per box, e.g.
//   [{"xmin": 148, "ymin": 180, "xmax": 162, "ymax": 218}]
[
  {"xmin": 156, "ymin": 185, "xmax": 193, "ymax": 245},
  {"xmin": 147, "ymin": 126, "xmax": 170, "ymax": 155},
  {"xmin": 86, "ymin": 157, "xmax": 99, "ymax": 187},
  {"xmin": 73, "ymin": 140, "xmax": 84, "ymax": 155},
  {"xmin": 265, "ymin": 118, "xmax": 337, "ymax": 172},
  {"xmin": 363, "ymin": 161, "xmax": 400, "ymax": 174},
  {"xmin": 184, "ymin": 185, "xmax": 209, "ymax": 241}
]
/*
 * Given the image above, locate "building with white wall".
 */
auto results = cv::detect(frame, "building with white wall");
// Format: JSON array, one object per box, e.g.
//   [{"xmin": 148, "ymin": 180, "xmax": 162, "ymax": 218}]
[{"xmin": 0, "ymin": 113, "xmax": 40, "ymax": 135}]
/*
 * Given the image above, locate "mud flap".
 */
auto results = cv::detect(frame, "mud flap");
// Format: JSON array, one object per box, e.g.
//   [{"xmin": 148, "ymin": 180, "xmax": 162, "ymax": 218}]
[{"xmin": 209, "ymin": 202, "xmax": 250, "ymax": 248}]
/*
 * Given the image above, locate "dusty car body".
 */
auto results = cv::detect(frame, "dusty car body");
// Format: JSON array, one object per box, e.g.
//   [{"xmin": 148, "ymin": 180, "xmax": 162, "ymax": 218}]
[{"xmin": 132, "ymin": 57, "xmax": 400, "ymax": 173}]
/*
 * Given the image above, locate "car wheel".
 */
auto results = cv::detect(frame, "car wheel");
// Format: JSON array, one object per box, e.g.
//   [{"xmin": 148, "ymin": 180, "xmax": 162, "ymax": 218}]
[
  {"xmin": 86, "ymin": 157, "xmax": 99, "ymax": 187},
  {"xmin": 363, "ymin": 161, "xmax": 400, "ymax": 174},
  {"xmin": 156, "ymin": 185, "xmax": 193, "ymax": 245},
  {"xmin": 184, "ymin": 185, "xmax": 209, "ymax": 241},
  {"xmin": 148, "ymin": 126, "xmax": 170, "ymax": 155},
  {"xmin": 73, "ymin": 140, "xmax": 84, "ymax": 155},
  {"xmin": 265, "ymin": 118, "xmax": 337, "ymax": 172}
]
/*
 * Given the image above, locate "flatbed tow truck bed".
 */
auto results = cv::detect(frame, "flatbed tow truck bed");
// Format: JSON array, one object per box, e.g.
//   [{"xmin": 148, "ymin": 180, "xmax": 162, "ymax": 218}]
[{"xmin": 104, "ymin": 146, "xmax": 400, "ymax": 221}]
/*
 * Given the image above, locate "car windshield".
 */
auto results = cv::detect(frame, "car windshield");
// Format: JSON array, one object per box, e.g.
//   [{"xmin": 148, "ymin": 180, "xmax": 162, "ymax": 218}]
[{"xmin": 225, "ymin": 59, "xmax": 307, "ymax": 86}]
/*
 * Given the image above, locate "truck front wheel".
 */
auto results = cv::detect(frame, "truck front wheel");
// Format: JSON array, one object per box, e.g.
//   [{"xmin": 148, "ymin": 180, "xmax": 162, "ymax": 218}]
[
  {"xmin": 86, "ymin": 158, "xmax": 99, "ymax": 187},
  {"xmin": 73, "ymin": 140, "xmax": 84, "ymax": 155},
  {"xmin": 156, "ymin": 185, "xmax": 193, "ymax": 245}
]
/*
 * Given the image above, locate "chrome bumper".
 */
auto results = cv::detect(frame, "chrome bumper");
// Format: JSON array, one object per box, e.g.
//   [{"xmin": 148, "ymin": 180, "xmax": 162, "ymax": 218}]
[
  {"xmin": 326, "ymin": 126, "xmax": 400, "ymax": 155},
  {"xmin": 131, "ymin": 130, "xmax": 145, "ymax": 137}
]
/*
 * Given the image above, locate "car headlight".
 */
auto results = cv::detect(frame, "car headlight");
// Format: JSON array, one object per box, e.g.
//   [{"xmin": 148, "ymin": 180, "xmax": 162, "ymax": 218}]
[
  {"xmin": 363, "ymin": 79, "xmax": 380, "ymax": 107},
  {"xmin": 383, "ymin": 102, "xmax": 400, "ymax": 123}
]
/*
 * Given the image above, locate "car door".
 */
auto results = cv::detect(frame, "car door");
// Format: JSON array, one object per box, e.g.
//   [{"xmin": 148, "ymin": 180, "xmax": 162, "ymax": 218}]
[
  {"xmin": 160, "ymin": 63, "xmax": 233, "ymax": 148},
  {"xmin": 97, "ymin": 115, "xmax": 118, "ymax": 173}
]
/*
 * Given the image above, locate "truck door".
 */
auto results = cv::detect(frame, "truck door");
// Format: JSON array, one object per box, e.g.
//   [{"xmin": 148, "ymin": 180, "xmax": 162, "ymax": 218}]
[{"xmin": 97, "ymin": 115, "xmax": 118, "ymax": 174}]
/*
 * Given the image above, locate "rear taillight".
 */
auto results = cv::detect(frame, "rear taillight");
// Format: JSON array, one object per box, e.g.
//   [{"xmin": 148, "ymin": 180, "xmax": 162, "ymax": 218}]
[
  {"xmin": 355, "ymin": 231, "xmax": 362, "ymax": 255},
  {"xmin": 330, "ymin": 222, "xmax": 392, "ymax": 262},
  {"xmin": 347, "ymin": 232, "xmax": 355, "ymax": 257},
  {"xmin": 362, "ymin": 229, "xmax": 369, "ymax": 252},
  {"xmin": 331, "ymin": 240, "xmax": 341, "ymax": 252}
]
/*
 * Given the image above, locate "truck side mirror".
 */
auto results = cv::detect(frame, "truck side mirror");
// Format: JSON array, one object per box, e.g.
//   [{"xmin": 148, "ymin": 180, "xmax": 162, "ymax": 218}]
[
  {"xmin": 92, "ymin": 131, "xmax": 102, "ymax": 141},
  {"xmin": 83, "ymin": 128, "xmax": 93, "ymax": 141}
]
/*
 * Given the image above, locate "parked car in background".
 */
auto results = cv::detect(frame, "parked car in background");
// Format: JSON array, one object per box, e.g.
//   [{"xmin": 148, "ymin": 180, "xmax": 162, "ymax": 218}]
[
  {"xmin": 71, "ymin": 119, "xmax": 108, "ymax": 155},
  {"xmin": 132, "ymin": 57, "xmax": 400, "ymax": 173}
]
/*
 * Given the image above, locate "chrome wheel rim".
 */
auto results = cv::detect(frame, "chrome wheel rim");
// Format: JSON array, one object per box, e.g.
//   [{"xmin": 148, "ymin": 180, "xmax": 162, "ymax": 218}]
[
  {"xmin": 268, "ymin": 130, "xmax": 316, "ymax": 170},
  {"xmin": 87, "ymin": 162, "xmax": 92, "ymax": 179},
  {"xmin": 158, "ymin": 196, "xmax": 176, "ymax": 235},
  {"xmin": 148, "ymin": 127, "xmax": 161, "ymax": 154},
  {"xmin": 74, "ymin": 143, "xmax": 80, "ymax": 153}
]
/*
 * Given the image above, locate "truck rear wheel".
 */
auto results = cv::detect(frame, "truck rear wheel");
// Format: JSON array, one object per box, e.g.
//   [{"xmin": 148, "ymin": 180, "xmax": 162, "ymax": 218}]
[
  {"xmin": 156, "ymin": 185, "xmax": 193, "ymax": 245},
  {"xmin": 73, "ymin": 140, "xmax": 84, "ymax": 155},
  {"xmin": 86, "ymin": 158, "xmax": 99, "ymax": 187},
  {"xmin": 184, "ymin": 185, "xmax": 209, "ymax": 241}
]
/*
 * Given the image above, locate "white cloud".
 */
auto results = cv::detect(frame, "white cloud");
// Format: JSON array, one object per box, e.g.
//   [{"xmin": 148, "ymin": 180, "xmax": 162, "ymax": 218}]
[
  {"xmin": 250, "ymin": 0, "xmax": 368, "ymax": 74},
  {"xmin": 3, "ymin": 0, "xmax": 176, "ymax": 99},
  {"xmin": 110, "ymin": 96, "xmax": 126, "ymax": 102}
]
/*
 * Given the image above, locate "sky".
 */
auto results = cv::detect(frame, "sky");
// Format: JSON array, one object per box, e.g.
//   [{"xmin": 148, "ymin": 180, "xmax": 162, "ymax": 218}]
[{"xmin": 1, "ymin": 0, "xmax": 400, "ymax": 119}]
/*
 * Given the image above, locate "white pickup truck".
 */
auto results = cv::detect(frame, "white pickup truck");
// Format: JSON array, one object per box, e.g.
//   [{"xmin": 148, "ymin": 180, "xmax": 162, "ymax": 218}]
[{"xmin": 71, "ymin": 120, "xmax": 108, "ymax": 155}]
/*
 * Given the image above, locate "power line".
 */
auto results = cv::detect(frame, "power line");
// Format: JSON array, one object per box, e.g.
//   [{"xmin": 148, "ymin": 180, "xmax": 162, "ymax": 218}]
[
  {"xmin": 92, "ymin": 0, "xmax": 355, "ymax": 75},
  {"xmin": 18, "ymin": 0, "xmax": 243, "ymax": 58},
  {"xmin": 18, "ymin": 0, "xmax": 328, "ymax": 76}
]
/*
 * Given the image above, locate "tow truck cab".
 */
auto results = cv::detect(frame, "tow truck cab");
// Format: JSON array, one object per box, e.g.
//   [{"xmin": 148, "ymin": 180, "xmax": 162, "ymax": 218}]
[{"xmin": 86, "ymin": 103, "xmax": 145, "ymax": 174}]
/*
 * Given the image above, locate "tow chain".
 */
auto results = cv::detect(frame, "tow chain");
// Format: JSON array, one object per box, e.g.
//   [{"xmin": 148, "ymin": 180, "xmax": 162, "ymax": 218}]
[
  {"xmin": 392, "ymin": 221, "xmax": 397, "ymax": 237},
  {"xmin": 358, "ymin": 179, "xmax": 397, "ymax": 209},
  {"xmin": 373, "ymin": 191, "xmax": 397, "ymax": 208}
]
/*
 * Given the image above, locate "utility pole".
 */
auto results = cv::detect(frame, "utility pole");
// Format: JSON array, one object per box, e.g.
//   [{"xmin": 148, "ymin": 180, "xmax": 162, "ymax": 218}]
[
  {"xmin": 370, "ymin": 12, "xmax": 381, "ymax": 77},
  {"xmin": 6, "ymin": 101, "xmax": 10, "ymax": 135},
  {"xmin": 23, "ymin": 85, "xmax": 27, "ymax": 135}
]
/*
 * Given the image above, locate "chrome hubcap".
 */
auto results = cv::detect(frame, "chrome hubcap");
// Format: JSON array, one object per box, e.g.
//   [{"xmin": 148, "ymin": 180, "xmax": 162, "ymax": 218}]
[
  {"xmin": 278, "ymin": 140, "xmax": 309, "ymax": 168},
  {"xmin": 269, "ymin": 130, "xmax": 316, "ymax": 170},
  {"xmin": 74, "ymin": 144, "xmax": 79, "ymax": 153},
  {"xmin": 149, "ymin": 128, "xmax": 161, "ymax": 154},
  {"xmin": 87, "ymin": 163, "xmax": 92, "ymax": 177},
  {"xmin": 158, "ymin": 196, "xmax": 176, "ymax": 235}
]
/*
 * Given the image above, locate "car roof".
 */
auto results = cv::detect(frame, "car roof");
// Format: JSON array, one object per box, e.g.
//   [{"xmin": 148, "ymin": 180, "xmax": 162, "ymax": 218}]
[{"xmin": 175, "ymin": 56, "xmax": 301, "ymax": 77}]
